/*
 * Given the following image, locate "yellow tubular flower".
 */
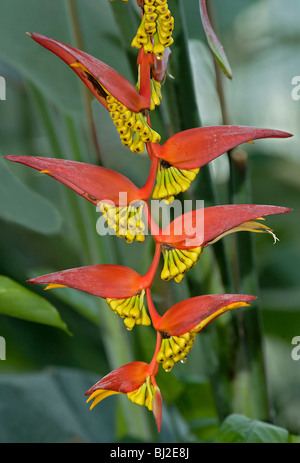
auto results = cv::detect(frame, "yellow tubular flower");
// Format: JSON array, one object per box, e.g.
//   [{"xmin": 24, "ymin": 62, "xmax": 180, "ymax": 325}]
[
  {"xmin": 127, "ymin": 376, "xmax": 154, "ymax": 410},
  {"xmin": 106, "ymin": 94, "xmax": 161, "ymax": 153},
  {"xmin": 161, "ymin": 245, "xmax": 203, "ymax": 282},
  {"xmin": 70, "ymin": 63, "xmax": 160, "ymax": 153},
  {"xmin": 131, "ymin": 0, "xmax": 174, "ymax": 60},
  {"xmin": 156, "ymin": 333, "xmax": 195, "ymax": 372},
  {"xmin": 152, "ymin": 160, "xmax": 200, "ymax": 204},
  {"xmin": 98, "ymin": 201, "xmax": 146, "ymax": 243},
  {"xmin": 106, "ymin": 289, "xmax": 151, "ymax": 330}
]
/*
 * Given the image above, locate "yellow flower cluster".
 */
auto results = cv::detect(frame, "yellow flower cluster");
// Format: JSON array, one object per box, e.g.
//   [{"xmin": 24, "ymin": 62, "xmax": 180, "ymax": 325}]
[
  {"xmin": 156, "ymin": 332, "xmax": 196, "ymax": 372},
  {"xmin": 98, "ymin": 201, "xmax": 146, "ymax": 243},
  {"xmin": 150, "ymin": 78, "xmax": 162, "ymax": 110},
  {"xmin": 106, "ymin": 290, "xmax": 151, "ymax": 330},
  {"xmin": 153, "ymin": 161, "xmax": 200, "ymax": 204},
  {"xmin": 161, "ymin": 246, "xmax": 202, "ymax": 282},
  {"xmin": 127, "ymin": 376, "xmax": 155, "ymax": 410},
  {"xmin": 106, "ymin": 95, "xmax": 161, "ymax": 153},
  {"xmin": 131, "ymin": 0, "xmax": 174, "ymax": 59}
]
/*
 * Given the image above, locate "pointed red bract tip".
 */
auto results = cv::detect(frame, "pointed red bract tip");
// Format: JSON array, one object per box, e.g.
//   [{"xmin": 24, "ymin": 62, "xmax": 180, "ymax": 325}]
[
  {"xmin": 155, "ymin": 204, "xmax": 292, "ymax": 248},
  {"xmin": 85, "ymin": 362, "xmax": 149, "ymax": 396},
  {"xmin": 156, "ymin": 294, "xmax": 257, "ymax": 335},
  {"xmin": 4, "ymin": 155, "xmax": 142, "ymax": 205},
  {"xmin": 158, "ymin": 126, "xmax": 293, "ymax": 170},
  {"xmin": 28, "ymin": 265, "xmax": 145, "ymax": 300},
  {"xmin": 28, "ymin": 32, "xmax": 148, "ymax": 112}
]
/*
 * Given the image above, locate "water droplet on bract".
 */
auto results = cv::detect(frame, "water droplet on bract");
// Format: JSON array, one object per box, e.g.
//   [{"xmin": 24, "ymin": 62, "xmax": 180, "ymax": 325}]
[{"xmin": 180, "ymin": 358, "xmax": 187, "ymax": 364}]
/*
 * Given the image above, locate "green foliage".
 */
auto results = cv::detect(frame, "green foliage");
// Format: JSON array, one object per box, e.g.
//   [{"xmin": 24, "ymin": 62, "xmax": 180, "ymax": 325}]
[
  {"xmin": 0, "ymin": 276, "xmax": 70, "ymax": 334},
  {"xmin": 214, "ymin": 414, "xmax": 289, "ymax": 444}
]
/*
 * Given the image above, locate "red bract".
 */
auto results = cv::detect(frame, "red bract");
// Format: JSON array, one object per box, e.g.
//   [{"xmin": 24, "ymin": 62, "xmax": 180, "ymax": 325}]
[
  {"xmin": 147, "ymin": 291, "xmax": 256, "ymax": 371},
  {"xmin": 153, "ymin": 204, "xmax": 292, "ymax": 282},
  {"xmin": 4, "ymin": 155, "xmax": 143, "ymax": 205},
  {"xmin": 150, "ymin": 126, "xmax": 292, "ymax": 203},
  {"xmin": 27, "ymin": 32, "xmax": 148, "ymax": 112},
  {"xmin": 85, "ymin": 360, "xmax": 162, "ymax": 431},
  {"xmin": 4, "ymin": 155, "xmax": 159, "ymax": 244},
  {"xmin": 28, "ymin": 265, "xmax": 146, "ymax": 299},
  {"xmin": 151, "ymin": 293, "xmax": 256, "ymax": 336},
  {"xmin": 28, "ymin": 244, "xmax": 161, "ymax": 330},
  {"xmin": 27, "ymin": 33, "xmax": 162, "ymax": 153},
  {"xmin": 152, "ymin": 125, "xmax": 292, "ymax": 170}
]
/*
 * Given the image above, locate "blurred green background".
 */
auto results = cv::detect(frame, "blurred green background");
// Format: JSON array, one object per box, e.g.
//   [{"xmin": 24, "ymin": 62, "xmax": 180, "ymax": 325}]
[{"xmin": 0, "ymin": 0, "xmax": 299, "ymax": 443}]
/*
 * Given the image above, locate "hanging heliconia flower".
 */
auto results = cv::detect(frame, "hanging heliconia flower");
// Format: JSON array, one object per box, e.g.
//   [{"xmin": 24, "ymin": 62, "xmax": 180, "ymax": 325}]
[
  {"xmin": 154, "ymin": 204, "xmax": 292, "ymax": 282},
  {"xmin": 150, "ymin": 126, "xmax": 292, "ymax": 203},
  {"xmin": 4, "ymin": 0, "xmax": 293, "ymax": 433},
  {"xmin": 4, "ymin": 155, "xmax": 159, "ymax": 243},
  {"xmin": 28, "ymin": 244, "xmax": 161, "ymax": 330},
  {"xmin": 147, "ymin": 290, "xmax": 256, "ymax": 372},
  {"xmin": 85, "ymin": 357, "xmax": 162, "ymax": 431},
  {"xmin": 26, "ymin": 33, "xmax": 162, "ymax": 154}
]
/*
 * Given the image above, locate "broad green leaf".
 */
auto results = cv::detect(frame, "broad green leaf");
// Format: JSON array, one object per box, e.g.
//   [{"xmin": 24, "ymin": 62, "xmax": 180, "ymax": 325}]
[
  {"xmin": 214, "ymin": 413, "xmax": 289, "ymax": 443},
  {"xmin": 0, "ymin": 275, "xmax": 70, "ymax": 334},
  {"xmin": 0, "ymin": 367, "xmax": 115, "ymax": 443},
  {"xmin": 0, "ymin": 157, "xmax": 62, "ymax": 234}
]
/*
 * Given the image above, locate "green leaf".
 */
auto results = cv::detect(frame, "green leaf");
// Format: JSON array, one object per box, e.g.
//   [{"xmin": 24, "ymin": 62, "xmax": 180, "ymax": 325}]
[
  {"xmin": 0, "ymin": 275, "xmax": 71, "ymax": 335},
  {"xmin": 214, "ymin": 414, "xmax": 289, "ymax": 443},
  {"xmin": 0, "ymin": 157, "xmax": 62, "ymax": 234},
  {"xmin": 199, "ymin": 0, "xmax": 232, "ymax": 79},
  {"xmin": 0, "ymin": 367, "xmax": 115, "ymax": 443}
]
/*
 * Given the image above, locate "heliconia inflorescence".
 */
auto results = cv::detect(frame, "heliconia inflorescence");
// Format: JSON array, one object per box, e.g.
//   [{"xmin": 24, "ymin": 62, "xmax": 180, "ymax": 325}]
[{"xmin": 4, "ymin": 0, "xmax": 292, "ymax": 432}]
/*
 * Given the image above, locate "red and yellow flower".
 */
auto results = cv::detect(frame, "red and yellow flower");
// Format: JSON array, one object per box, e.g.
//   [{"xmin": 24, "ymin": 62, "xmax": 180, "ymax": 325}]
[
  {"xmin": 85, "ymin": 358, "xmax": 162, "ymax": 431},
  {"xmin": 28, "ymin": 244, "xmax": 161, "ymax": 330},
  {"xmin": 147, "ymin": 290, "xmax": 256, "ymax": 372},
  {"xmin": 4, "ymin": 155, "xmax": 158, "ymax": 243},
  {"xmin": 152, "ymin": 204, "xmax": 292, "ymax": 282},
  {"xmin": 27, "ymin": 33, "xmax": 165, "ymax": 154}
]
